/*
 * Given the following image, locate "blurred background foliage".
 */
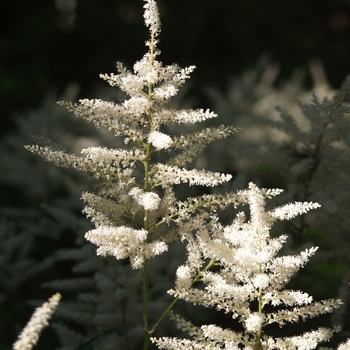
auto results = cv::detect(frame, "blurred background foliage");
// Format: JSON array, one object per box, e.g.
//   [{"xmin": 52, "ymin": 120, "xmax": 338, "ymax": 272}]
[{"xmin": 2, "ymin": 0, "xmax": 350, "ymax": 133}]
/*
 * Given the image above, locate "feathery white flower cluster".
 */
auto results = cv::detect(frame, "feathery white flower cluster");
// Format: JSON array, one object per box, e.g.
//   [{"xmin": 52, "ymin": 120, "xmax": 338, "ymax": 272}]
[
  {"xmin": 26, "ymin": 0, "xmax": 237, "ymax": 271},
  {"xmin": 129, "ymin": 187, "xmax": 161, "ymax": 211},
  {"xmin": 153, "ymin": 163, "xmax": 232, "ymax": 187},
  {"xmin": 143, "ymin": 0, "xmax": 160, "ymax": 35},
  {"xmin": 152, "ymin": 183, "xmax": 342, "ymax": 349},
  {"xmin": 85, "ymin": 225, "xmax": 167, "ymax": 269},
  {"xmin": 148, "ymin": 131, "xmax": 173, "ymax": 150},
  {"xmin": 13, "ymin": 293, "xmax": 61, "ymax": 350}
]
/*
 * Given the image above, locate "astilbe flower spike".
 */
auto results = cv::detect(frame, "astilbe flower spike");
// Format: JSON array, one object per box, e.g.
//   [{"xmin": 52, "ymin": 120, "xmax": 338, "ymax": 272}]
[
  {"xmin": 24, "ymin": 0, "xmax": 238, "ymax": 348},
  {"xmin": 25, "ymin": 0, "xmax": 238, "ymax": 269},
  {"xmin": 13, "ymin": 293, "xmax": 61, "ymax": 350},
  {"xmin": 151, "ymin": 183, "xmax": 342, "ymax": 350}
]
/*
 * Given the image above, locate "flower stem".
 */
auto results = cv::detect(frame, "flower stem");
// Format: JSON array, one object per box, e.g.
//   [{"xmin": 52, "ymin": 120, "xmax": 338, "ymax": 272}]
[
  {"xmin": 255, "ymin": 286, "xmax": 263, "ymax": 349},
  {"xmin": 142, "ymin": 259, "xmax": 150, "ymax": 350},
  {"xmin": 148, "ymin": 259, "xmax": 216, "ymax": 336},
  {"xmin": 142, "ymin": 29, "xmax": 155, "ymax": 349}
]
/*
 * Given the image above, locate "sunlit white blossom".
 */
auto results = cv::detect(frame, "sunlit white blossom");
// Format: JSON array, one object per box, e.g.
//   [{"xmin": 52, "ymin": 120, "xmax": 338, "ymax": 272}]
[
  {"xmin": 154, "ymin": 163, "xmax": 232, "ymax": 187},
  {"xmin": 252, "ymin": 273, "xmax": 269, "ymax": 289},
  {"xmin": 245, "ymin": 313, "xmax": 264, "ymax": 332},
  {"xmin": 174, "ymin": 108, "xmax": 218, "ymax": 124},
  {"xmin": 271, "ymin": 201, "xmax": 321, "ymax": 220},
  {"xmin": 85, "ymin": 225, "xmax": 147, "ymax": 259},
  {"xmin": 144, "ymin": 241, "xmax": 168, "ymax": 259},
  {"xmin": 129, "ymin": 187, "xmax": 161, "ymax": 211},
  {"xmin": 175, "ymin": 265, "xmax": 193, "ymax": 289},
  {"xmin": 337, "ymin": 339, "xmax": 350, "ymax": 350},
  {"xmin": 155, "ymin": 183, "xmax": 342, "ymax": 349},
  {"xmin": 153, "ymin": 84, "xmax": 178, "ymax": 100},
  {"xmin": 148, "ymin": 131, "xmax": 173, "ymax": 150},
  {"xmin": 123, "ymin": 96, "xmax": 152, "ymax": 114}
]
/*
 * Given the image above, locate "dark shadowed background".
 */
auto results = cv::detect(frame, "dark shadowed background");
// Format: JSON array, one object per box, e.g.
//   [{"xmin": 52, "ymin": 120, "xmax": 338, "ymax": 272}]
[{"xmin": 2, "ymin": 0, "xmax": 350, "ymax": 133}]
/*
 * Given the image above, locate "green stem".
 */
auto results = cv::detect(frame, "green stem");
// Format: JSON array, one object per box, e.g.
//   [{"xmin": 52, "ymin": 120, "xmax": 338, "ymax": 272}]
[
  {"xmin": 255, "ymin": 285, "xmax": 263, "ymax": 349},
  {"xmin": 142, "ymin": 144, "xmax": 152, "ymax": 350},
  {"xmin": 142, "ymin": 29, "xmax": 155, "ymax": 350},
  {"xmin": 147, "ymin": 259, "xmax": 216, "ymax": 336},
  {"xmin": 142, "ymin": 139, "xmax": 151, "ymax": 347},
  {"xmin": 149, "ymin": 296, "xmax": 179, "ymax": 336},
  {"xmin": 142, "ymin": 258, "xmax": 150, "ymax": 350}
]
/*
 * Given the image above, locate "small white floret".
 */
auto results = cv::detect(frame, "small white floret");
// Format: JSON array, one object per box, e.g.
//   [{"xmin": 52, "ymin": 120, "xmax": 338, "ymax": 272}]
[
  {"xmin": 129, "ymin": 187, "xmax": 161, "ymax": 211},
  {"xmin": 252, "ymin": 273, "xmax": 269, "ymax": 289},
  {"xmin": 175, "ymin": 265, "xmax": 192, "ymax": 289},
  {"xmin": 148, "ymin": 131, "xmax": 173, "ymax": 150},
  {"xmin": 245, "ymin": 313, "xmax": 264, "ymax": 332}
]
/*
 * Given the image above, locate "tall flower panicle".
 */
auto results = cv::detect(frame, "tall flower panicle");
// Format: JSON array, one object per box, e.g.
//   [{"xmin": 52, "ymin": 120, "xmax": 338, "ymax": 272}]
[
  {"xmin": 13, "ymin": 293, "xmax": 61, "ymax": 350},
  {"xmin": 24, "ymin": 0, "xmax": 238, "ymax": 347},
  {"xmin": 25, "ymin": 0, "xmax": 238, "ymax": 269},
  {"xmin": 152, "ymin": 183, "xmax": 342, "ymax": 350}
]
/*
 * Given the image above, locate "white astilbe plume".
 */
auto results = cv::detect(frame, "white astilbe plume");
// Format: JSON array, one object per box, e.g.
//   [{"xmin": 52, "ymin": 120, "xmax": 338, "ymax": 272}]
[
  {"xmin": 85, "ymin": 225, "xmax": 167, "ymax": 269},
  {"xmin": 245, "ymin": 313, "xmax": 264, "ymax": 332},
  {"xmin": 13, "ymin": 293, "xmax": 61, "ymax": 350},
  {"xmin": 26, "ymin": 0, "xmax": 237, "ymax": 272},
  {"xmin": 153, "ymin": 163, "xmax": 232, "ymax": 187},
  {"xmin": 24, "ymin": 0, "xmax": 240, "ymax": 347},
  {"xmin": 152, "ymin": 183, "xmax": 342, "ymax": 349},
  {"xmin": 17, "ymin": 1, "xmax": 350, "ymax": 349}
]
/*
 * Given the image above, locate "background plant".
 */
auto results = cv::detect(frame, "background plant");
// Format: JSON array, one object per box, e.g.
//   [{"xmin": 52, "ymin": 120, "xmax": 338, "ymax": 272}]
[{"xmin": 3, "ymin": 0, "xmax": 350, "ymax": 135}]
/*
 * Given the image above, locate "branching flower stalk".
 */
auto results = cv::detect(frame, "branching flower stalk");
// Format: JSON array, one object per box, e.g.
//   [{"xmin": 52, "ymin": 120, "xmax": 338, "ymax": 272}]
[
  {"xmin": 142, "ymin": 8, "xmax": 158, "ymax": 346},
  {"xmin": 150, "ymin": 259, "xmax": 216, "ymax": 331},
  {"xmin": 152, "ymin": 183, "xmax": 343, "ymax": 350},
  {"xmin": 25, "ymin": 0, "xmax": 238, "ymax": 348}
]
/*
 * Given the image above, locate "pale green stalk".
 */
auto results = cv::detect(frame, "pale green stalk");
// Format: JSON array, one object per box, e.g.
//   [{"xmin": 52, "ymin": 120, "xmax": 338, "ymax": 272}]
[
  {"xmin": 142, "ymin": 28, "xmax": 156, "ymax": 350},
  {"xmin": 144, "ymin": 259, "xmax": 216, "ymax": 346},
  {"xmin": 255, "ymin": 285, "xmax": 263, "ymax": 350},
  {"xmin": 142, "ymin": 110, "xmax": 153, "ymax": 350}
]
